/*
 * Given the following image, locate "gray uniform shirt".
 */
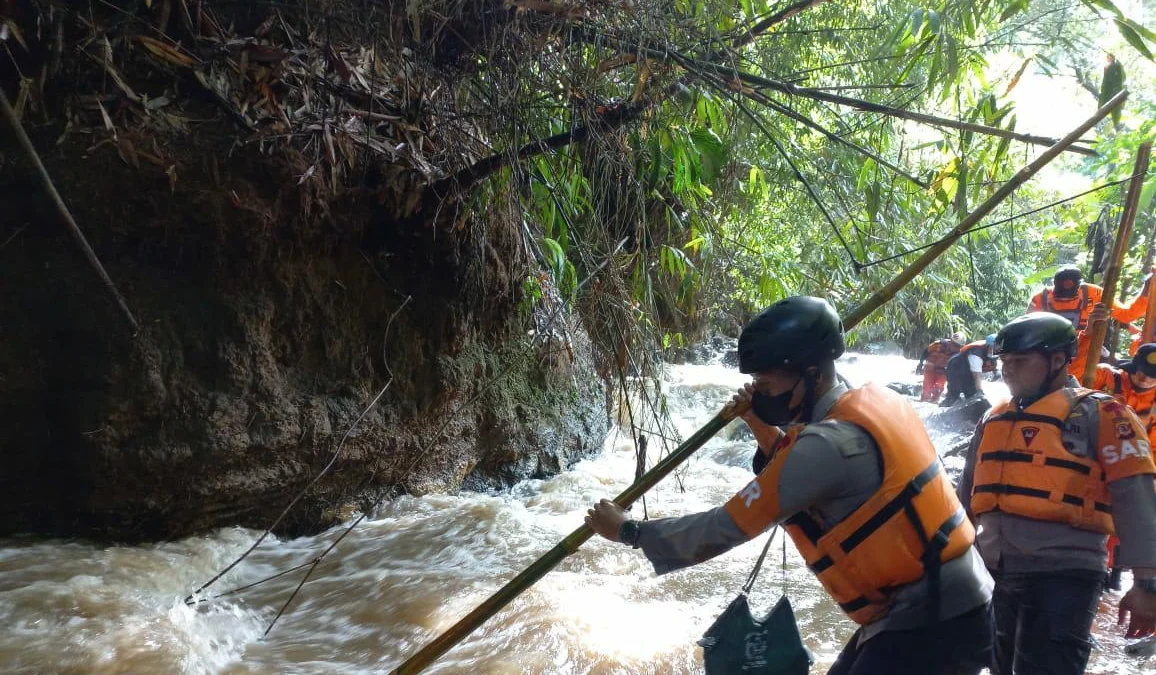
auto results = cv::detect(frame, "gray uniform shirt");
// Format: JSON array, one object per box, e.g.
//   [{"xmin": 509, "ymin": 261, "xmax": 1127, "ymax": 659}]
[
  {"xmin": 956, "ymin": 386, "xmax": 1156, "ymax": 573},
  {"xmin": 636, "ymin": 381, "xmax": 993, "ymax": 640}
]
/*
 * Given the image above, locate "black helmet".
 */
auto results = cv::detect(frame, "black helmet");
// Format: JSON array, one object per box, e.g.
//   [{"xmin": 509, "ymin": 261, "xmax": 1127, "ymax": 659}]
[
  {"xmin": 993, "ymin": 312, "xmax": 1077, "ymax": 358},
  {"xmin": 1123, "ymin": 344, "xmax": 1156, "ymax": 378},
  {"xmin": 738, "ymin": 296, "xmax": 845, "ymax": 373},
  {"xmin": 1052, "ymin": 264, "xmax": 1083, "ymax": 299}
]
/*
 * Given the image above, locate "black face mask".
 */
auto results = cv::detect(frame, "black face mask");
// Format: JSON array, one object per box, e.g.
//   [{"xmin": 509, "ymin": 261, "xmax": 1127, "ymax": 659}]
[{"xmin": 750, "ymin": 379, "xmax": 802, "ymax": 426}]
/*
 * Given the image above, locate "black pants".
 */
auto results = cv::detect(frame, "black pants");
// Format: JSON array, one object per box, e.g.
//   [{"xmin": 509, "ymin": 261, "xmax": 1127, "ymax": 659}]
[
  {"xmin": 826, "ymin": 603, "xmax": 992, "ymax": 675},
  {"xmin": 989, "ymin": 569, "xmax": 1104, "ymax": 675},
  {"xmin": 940, "ymin": 355, "xmax": 978, "ymax": 406}
]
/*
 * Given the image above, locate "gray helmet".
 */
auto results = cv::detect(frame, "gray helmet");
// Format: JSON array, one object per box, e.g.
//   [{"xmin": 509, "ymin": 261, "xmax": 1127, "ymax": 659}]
[
  {"xmin": 738, "ymin": 296, "xmax": 845, "ymax": 374},
  {"xmin": 993, "ymin": 313, "xmax": 1077, "ymax": 358}
]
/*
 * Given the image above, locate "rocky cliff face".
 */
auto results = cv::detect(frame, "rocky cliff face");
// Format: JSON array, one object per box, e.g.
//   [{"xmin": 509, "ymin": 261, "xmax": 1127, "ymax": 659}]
[{"xmin": 0, "ymin": 0, "xmax": 609, "ymax": 540}]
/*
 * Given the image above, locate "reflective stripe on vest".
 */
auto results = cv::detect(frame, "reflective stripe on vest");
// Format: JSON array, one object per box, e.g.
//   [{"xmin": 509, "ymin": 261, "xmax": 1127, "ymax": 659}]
[
  {"xmin": 1040, "ymin": 284, "xmax": 1091, "ymax": 330},
  {"xmin": 782, "ymin": 384, "xmax": 975, "ymax": 626},
  {"xmin": 971, "ymin": 388, "xmax": 1114, "ymax": 534}
]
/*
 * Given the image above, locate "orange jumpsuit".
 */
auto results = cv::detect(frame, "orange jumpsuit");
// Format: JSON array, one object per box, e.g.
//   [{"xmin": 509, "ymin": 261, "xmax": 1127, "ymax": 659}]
[{"xmin": 920, "ymin": 338, "xmax": 960, "ymax": 402}]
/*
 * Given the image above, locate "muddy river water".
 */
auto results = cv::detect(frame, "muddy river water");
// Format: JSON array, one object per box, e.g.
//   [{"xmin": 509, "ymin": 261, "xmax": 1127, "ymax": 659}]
[{"xmin": 1, "ymin": 354, "xmax": 1151, "ymax": 674}]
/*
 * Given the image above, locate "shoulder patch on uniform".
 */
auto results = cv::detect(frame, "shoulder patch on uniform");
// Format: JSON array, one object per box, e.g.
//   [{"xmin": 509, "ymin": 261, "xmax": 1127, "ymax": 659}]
[{"xmin": 1101, "ymin": 399, "xmax": 1126, "ymax": 413}]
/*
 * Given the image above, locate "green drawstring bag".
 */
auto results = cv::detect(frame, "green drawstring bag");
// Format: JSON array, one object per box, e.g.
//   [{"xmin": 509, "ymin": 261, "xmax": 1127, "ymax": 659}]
[{"xmin": 697, "ymin": 529, "xmax": 812, "ymax": 674}]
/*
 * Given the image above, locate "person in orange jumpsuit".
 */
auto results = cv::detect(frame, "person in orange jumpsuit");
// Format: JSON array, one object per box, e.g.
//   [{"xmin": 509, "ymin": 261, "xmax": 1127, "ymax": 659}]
[
  {"xmin": 916, "ymin": 331, "xmax": 966, "ymax": 402},
  {"xmin": 1028, "ymin": 264, "xmax": 1147, "ymax": 330}
]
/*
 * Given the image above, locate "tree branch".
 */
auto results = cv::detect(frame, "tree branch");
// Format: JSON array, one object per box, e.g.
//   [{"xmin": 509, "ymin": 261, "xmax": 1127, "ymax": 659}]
[
  {"xmin": 737, "ymin": 0, "xmax": 835, "ymax": 49},
  {"xmin": 741, "ymin": 87, "xmax": 928, "ymax": 187},
  {"xmin": 427, "ymin": 102, "xmax": 647, "ymax": 197},
  {"xmin": 719, "ymin": 80, "xmax": 860, "ymax": 269},
  {"xmin": 581, "ymin": 29, "xmax": 1098, "ymax": 156}
]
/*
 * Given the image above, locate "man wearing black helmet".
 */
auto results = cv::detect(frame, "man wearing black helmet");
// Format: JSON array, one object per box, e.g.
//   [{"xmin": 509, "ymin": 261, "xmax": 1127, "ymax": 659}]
[
  {"xmin": 1028, "ymin": 264, "xmax": 1148, "ymax": 330},
  {"xmin": 587, "ymin": 296, "xmax": 994, "ymax": 674},
  {"xmin": 957, "ymin": 312, "xmax": 1156, "ymax": 675}
]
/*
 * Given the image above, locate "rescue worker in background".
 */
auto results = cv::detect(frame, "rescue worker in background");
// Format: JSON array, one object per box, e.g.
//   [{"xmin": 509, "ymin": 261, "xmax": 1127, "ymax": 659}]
[
  {"xmin": 957, "ymin": 312, "xmax": 1156, "ymax": 675},
  {"xmin": 940, "ymin": 335, "xmax": 997, "ymax": 407},
  {"xmin": 587, "ymin": 296, "xmax": 994, "ymax": 674},
  {"xmin": 1078, "ymin": 303, "xmax": 1156, "ymax": 592},
  {"xmin": 1077, "ymin": 304, "xmax": 1156, "ymax": 446},
  {"xmin": 916, "ymin": 332, "xmax": 967, "ymax": 403},
  {"xmin": 1028, "ymin": 264, "xmax": 1148, "ymax": 330}
]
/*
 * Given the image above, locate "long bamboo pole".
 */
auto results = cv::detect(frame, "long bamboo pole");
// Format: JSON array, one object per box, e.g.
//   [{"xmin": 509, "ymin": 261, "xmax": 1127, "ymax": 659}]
[
  {"xmin": 1110, "ymin": 202, "xmax": 1156, "ymax": 357},
  {"xmin": 844, "ymin": 91, "xmax": 1128, "ymax": 327},
  {"xmin": 1083, "ymin": 141, "xmax": 1152, "ymax": 387},
  {"xmin": 389, "ymin": 91, "xmax": 1129, "ymax": 675}
]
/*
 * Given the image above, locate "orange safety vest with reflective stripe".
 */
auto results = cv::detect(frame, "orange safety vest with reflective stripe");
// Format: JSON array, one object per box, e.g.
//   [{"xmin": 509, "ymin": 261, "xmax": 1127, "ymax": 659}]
[
  {"xmin": 1031, "ymin": 282, "xmax": 1147, "ymax": 330},
  {"xmin": 925, "ymin": 339, "xmax": 960, "ymax": 373},
  {"xmin": 971, "ymin": 388, "xmax": 1156, "ymax": 534},
  {"xmin": 725, "ymin": 384, "xmax": 974, "ymax": 625},
  {"xmin": 1037, "ymin": 284, "xmax": 1092, "ymax": 329}
]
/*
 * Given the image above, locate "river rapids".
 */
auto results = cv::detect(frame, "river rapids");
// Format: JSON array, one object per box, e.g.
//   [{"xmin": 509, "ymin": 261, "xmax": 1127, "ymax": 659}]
[{"xmin": 1, "ymin": 353, "xmax": 1151, "ymax": 674}]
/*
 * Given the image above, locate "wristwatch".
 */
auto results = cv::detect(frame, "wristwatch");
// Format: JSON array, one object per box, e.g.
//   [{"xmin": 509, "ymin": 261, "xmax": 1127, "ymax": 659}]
[
  {"xmin": 619, "ymin": 519, "xmax": 642, "ymax": 549},
  {"xmin": 1135, "ymin": 577, "xmax": 1156, "ymax": 594}
]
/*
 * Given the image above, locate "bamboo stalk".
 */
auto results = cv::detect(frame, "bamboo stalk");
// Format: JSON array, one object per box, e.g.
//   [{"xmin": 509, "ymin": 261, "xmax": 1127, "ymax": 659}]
[
  {"xmin": 1110, "ymin": 205, "xmax": 1156, "ymax": 357},
  {"xmin": 844, "ymin": 91, "xmax": 1128, "ymax": 328},
  {"xmin": 389, "ymin": 90, "xmax": 1129, "ymax": 675},
  {"xmin": 1083, "ymin": 141, "xmax": 1152, "ymax": 387},
  {"xmin": 388, "ymin": 411, "xmax": 737, "ymax": 675},
  {"xmin": 0, "ymin": 87, "xmax": 140, "ymax": 335},
  {"xmin": 574, "ymin": 29, "xmax": 1099, "ymax": 157}
]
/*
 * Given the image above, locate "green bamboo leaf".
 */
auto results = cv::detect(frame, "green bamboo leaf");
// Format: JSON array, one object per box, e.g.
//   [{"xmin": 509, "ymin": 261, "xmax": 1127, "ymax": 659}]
[
  {"xmin": 541, "ymin": 237, "xmax": 567, "ymax": 281},
  {"xmin": 910, "ymin": 8, "xmax": 925, "ymax": 39},
  {"xmin": 690, "ymin": 127, "xmax": 728, "ymax": 182},
  {"xmin": 1081, "ymin": 0, "xmax": 1123, "ymax": 18},
  {"xmin": 1116, "ymin": 19, "xmax": 1154, "ymax": 61},
  {"xmin": 999, "ymin": 0, "xmax": 1029, "ymax": 23},
  {"xmin": 1139, "ymin": 180, "xmax": 1156, "ymax": 216}
]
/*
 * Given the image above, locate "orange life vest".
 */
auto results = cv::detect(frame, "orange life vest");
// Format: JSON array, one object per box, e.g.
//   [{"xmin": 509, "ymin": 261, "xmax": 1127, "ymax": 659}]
[
  {"xmin": 726, "ymin": 384, "xmax": 975, "ymax": 625},
  {"xmin": 1038, "ymin": 284, "xmax": 1093, "ymax": 329},
  {"xmin": 971, "ymin": 388, "xmax": 1115, "ymax": 533},
  {"xmin": 925, "ymin": 339, "xmax": 960, "ymax": 372},
  {"xmin": 1093, "ymin": 365, "xmax": 1156, "ymax": 439}
]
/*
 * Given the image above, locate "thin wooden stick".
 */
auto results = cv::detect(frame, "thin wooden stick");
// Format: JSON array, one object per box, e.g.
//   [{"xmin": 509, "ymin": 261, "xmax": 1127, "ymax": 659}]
[
  {"xmin": 1083, "ymin": 141, "xmax": 1152, "ymax": 387},
  {"xmin": 0, "ymin": 87, "xmax": 140, "ymax": 335}
]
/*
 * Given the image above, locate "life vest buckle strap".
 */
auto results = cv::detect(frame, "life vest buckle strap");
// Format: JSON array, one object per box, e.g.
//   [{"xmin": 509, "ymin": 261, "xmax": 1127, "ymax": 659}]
[
  {"xmin": 808, "ymin": 556, "xmax": 833, "ymax": 574},
  {"xmin": 839, "ymin": 460, "xmax": 943, "ymax": 554},
  {"xmin": 980, "ymin": 450, "xmax": 1093, "ymax": 476},
  {"xmin": 786, "ymin": 512, "xmax": 825, "ymax": 545},
  {"xmin": 974, "ymin": 484, "xmax": 1112, "ymax": 515}
]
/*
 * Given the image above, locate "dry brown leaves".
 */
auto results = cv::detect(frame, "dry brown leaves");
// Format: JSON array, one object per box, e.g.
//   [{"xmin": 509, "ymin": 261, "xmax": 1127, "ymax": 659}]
[{"xmin": 6, "ymin": 2, "xmax": 482, "ymax": 203}]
